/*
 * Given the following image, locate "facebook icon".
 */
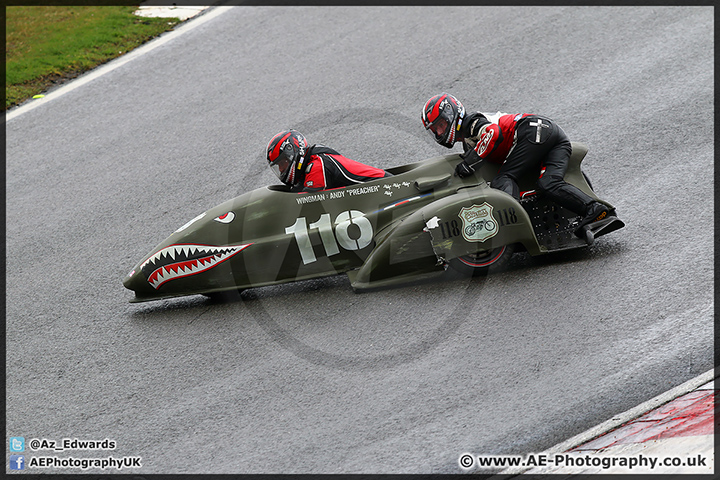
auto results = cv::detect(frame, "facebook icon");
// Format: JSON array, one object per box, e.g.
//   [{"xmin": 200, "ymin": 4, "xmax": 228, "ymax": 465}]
[{"xmin": 10, "ymin": 455, "xmax": 25, "ymax": 470}]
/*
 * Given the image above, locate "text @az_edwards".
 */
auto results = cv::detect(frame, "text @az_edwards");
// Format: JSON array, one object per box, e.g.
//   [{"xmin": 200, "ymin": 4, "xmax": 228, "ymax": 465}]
[{"xmin": 28, "ymin": 437, "xmax": 117, "ymax": 451}]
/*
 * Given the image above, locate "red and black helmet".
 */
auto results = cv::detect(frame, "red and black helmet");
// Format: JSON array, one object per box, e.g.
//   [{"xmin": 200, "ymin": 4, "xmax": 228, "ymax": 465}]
[
  {"xmin": 421, "ymin": 93, "xmax": 465, "ymax": 148},
  {"xmin": 266, "ymin": 129, "xmax": 308, "ymax": 185}
]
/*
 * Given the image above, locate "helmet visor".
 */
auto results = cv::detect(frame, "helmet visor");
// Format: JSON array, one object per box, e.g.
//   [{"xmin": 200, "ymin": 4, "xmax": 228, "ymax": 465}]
[
  {"xmin": 269, "ymin": 145, "xmax": 296, "ymax": 183},
  {"xmin": 428, "ymin": 116, "xmax": 451, "ymax": 142},
  {"xmin": 425, "ymin": 100, "xmax": 455, "ymax": 144}
]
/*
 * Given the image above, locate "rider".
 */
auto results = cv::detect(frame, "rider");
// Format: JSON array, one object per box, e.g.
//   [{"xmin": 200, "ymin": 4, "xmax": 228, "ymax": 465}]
[
  {"xmin": 421, "ymin": 93, "xmax": 610, "ymax": 234},
  {"xmin": 266, "ymin": 130, "xmax": 391, "ymax": 192}
]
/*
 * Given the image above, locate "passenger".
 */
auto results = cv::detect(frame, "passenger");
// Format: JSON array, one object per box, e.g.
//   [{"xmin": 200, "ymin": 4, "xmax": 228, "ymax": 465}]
[
  {"xmin": 421, "ymin": 93, "xmax": 609, "ymax": 234},
  {"xmin": 266, "ymin": 130, "xmax": 391, "ymax": 192}
]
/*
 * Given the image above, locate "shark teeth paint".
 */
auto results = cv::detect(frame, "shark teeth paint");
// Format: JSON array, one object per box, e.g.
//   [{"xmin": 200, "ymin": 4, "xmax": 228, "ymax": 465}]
[{"xmin": 140, "ymin": 243, "xmax": 251, "ymax": 289}]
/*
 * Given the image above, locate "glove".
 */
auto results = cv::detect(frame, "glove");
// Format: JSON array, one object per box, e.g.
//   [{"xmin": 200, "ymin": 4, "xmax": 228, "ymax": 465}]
[
  {"xmin": 460, "ymin": 146, "xmax": 482, "ymax": 162},
  {"xmin": 456, "ymin": 148, "xmax": 484, "ymax": 177},
  {"xmin": 455, "ymin": 161, "xmax": 475, "ymax": 178}
]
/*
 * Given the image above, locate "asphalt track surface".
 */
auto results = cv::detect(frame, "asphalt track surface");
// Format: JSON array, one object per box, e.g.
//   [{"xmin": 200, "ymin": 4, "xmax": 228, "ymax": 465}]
[{"xmin": 5, "ymin": 6, "xmax": 714, "ymax": 475}]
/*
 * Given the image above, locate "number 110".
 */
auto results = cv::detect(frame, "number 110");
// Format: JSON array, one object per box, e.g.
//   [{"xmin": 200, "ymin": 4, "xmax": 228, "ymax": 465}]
[{"xmin": 285, "ymin": 210, "xmax": 373, "ymax": 265}]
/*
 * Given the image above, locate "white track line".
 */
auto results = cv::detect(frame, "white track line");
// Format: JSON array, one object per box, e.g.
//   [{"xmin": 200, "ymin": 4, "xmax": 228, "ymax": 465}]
[{"xmin": 6, "ymin": 6, "xmax": 233, "ymax": 122}]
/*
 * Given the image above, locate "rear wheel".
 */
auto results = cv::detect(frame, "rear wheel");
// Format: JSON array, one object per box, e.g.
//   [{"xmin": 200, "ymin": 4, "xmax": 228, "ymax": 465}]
[{"xmin": 448, "ymin": 244, "xmax": 515, "ymax": 276}]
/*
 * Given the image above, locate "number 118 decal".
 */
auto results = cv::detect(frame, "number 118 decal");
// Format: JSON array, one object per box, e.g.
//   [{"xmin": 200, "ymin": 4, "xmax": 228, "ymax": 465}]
[{"xmin": 286, "ymin": 210, "xmax": 373, "ymax": 264}]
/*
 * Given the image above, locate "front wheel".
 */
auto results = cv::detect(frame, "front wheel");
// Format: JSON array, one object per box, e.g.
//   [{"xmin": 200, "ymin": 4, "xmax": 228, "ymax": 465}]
[{"xmin": 448, "ymin": 244, "xmax": 515, "ymax": 276}]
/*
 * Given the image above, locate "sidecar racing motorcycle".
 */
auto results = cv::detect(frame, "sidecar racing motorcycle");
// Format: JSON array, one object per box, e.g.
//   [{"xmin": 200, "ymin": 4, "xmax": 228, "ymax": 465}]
[{"xmin": 123, "ymin": 142, "xmax": 624, "ymax": 302}]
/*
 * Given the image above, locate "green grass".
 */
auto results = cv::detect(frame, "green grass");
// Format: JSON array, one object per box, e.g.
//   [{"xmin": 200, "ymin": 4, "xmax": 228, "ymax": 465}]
[{"xmin": 5, "ymin": 6, "xmax": 182, "ymax": 109}]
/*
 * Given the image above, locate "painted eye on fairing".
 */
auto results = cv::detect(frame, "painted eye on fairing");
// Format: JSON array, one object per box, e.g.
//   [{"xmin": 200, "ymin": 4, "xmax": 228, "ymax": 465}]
[{"xmin": 213, "ymin": 212, "xmax": 235, "ymax": 224}]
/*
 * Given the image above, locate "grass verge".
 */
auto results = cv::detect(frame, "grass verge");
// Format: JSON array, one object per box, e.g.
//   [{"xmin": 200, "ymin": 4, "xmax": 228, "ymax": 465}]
[{"xmin": 6, "ymin": 6, "xmax": 181, "ymax": 110}]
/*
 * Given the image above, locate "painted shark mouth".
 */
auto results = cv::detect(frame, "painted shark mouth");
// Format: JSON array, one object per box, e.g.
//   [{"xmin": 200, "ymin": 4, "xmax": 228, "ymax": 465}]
[{"xmin": 140, "ymin": 243, "xmax": 251, "ymax": 290}]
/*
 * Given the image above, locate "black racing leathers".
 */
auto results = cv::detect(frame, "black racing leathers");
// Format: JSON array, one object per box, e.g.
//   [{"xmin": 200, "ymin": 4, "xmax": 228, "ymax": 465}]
[{"xmin": 457, "ymin": 112, "xmax": 597, "ymax": 216}]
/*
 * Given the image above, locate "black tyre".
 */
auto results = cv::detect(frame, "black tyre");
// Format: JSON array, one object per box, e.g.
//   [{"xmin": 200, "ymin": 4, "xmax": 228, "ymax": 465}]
[{"xmin": 448, "ymin": 244, "xmax": 515, "ymax": 276}]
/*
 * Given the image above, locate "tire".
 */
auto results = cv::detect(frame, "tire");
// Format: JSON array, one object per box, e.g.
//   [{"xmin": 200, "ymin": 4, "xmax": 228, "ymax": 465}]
[{"xmin": 448, "ymin": 244, "xmax": 515, "ymax": 276}]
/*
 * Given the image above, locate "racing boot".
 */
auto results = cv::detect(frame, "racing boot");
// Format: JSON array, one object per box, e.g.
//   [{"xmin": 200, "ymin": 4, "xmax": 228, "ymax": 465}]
[{"xmin": 574, "ymin": 201, "xmax": 610, "ymax": 241}]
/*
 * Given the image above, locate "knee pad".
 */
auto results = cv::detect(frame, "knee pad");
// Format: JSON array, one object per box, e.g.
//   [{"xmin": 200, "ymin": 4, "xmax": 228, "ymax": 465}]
[{"xmin": 536, "ymin": 174, "xmax": 564, "ymax": 194}]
